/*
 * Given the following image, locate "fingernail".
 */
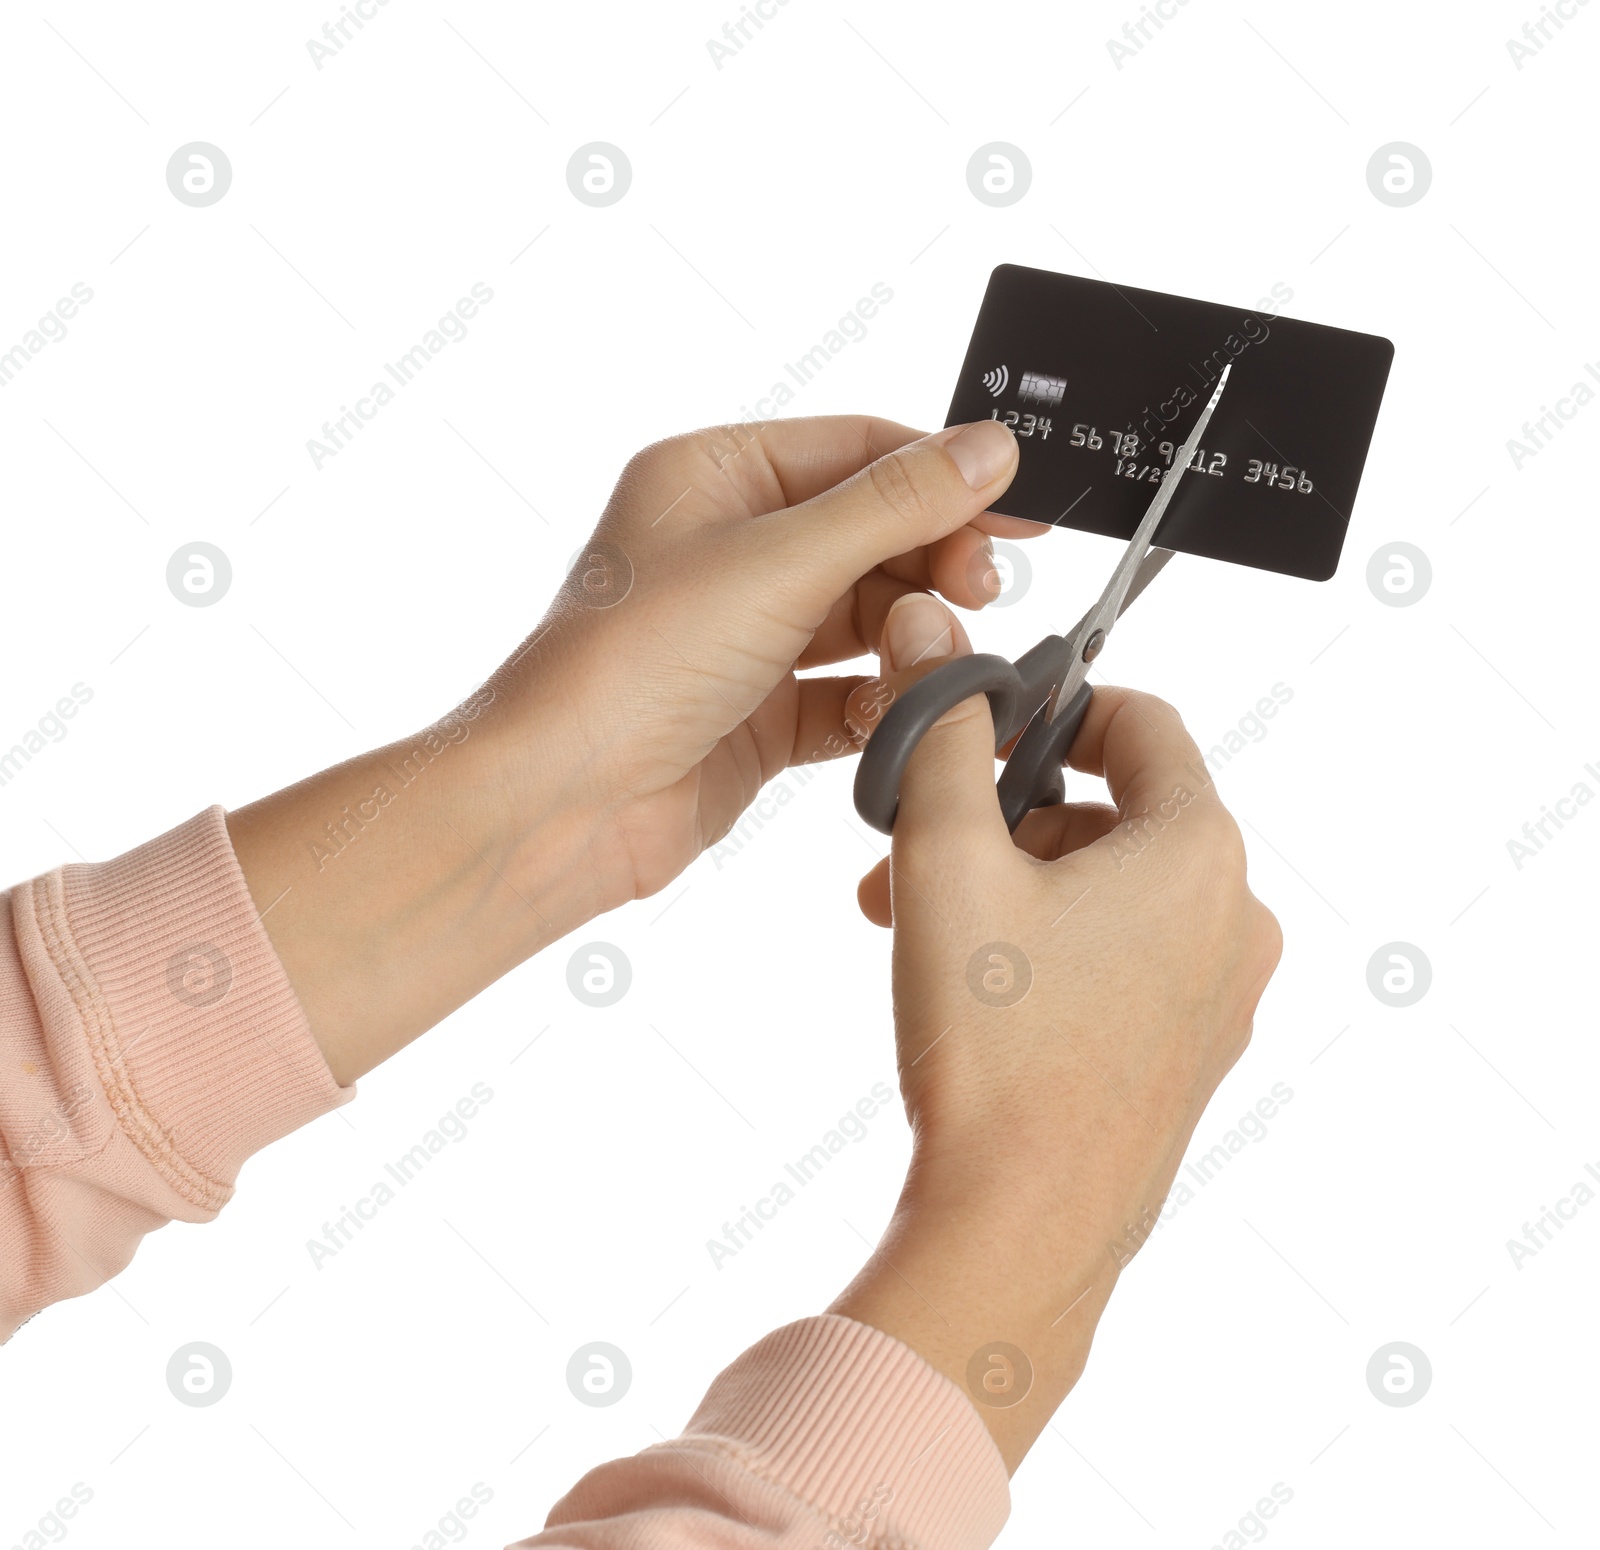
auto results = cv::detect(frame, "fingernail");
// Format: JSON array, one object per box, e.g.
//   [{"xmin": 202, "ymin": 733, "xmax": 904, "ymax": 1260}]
[
  {"xmin": 884, "ymin": 593, "xmax": 955, "ymax": 673},
  {"xmin": 941, "ymin": 419, "xmax": 1016, "ymax": 490},
  {"xmin": 969, "ymin": 538, "xmax": 1001, "ymax": 601}
]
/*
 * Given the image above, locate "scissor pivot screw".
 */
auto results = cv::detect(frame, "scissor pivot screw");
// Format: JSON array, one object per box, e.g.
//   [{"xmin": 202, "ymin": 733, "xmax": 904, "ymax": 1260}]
[{"xmin": 1082, "ymin": 628, "xmax": 1106, "ymax": 664}]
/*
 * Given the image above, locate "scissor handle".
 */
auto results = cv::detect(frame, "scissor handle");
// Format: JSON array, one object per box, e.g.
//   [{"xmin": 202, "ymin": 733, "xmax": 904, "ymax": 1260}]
[
  {"xmin": 853, "ymin": 654, "xmax": 1027, "ymax": 834},
  {"xmin": 995, "ymin": 681, "xmax": 1094, "ymax": 833}
]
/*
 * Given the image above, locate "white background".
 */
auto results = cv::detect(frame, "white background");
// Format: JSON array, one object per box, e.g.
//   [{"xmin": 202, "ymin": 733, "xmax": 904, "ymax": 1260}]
[{"xmin": 2, "ymin": 1, "xmax": 1597, "ymax": 1545}]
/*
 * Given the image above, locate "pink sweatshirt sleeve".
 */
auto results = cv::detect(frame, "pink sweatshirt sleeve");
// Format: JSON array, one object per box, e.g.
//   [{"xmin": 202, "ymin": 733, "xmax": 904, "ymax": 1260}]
[
  {"xmin": 0, "ymin": 807, "xmax": 1011, "ymax": 1549},
  {"xmin": 0, "ymin": 805, "xmax": 352, "ymax": 1339},
  {"xmin": 521, "ymin": 1313, "xmax": 1010, "ymax": 1549}
]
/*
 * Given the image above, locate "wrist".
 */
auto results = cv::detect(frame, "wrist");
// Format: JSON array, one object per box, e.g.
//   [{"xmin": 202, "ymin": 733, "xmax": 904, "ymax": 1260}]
[
  {"xmin": 468, "ymin": 651, "xmax": 655, "ymax": 921},
  {"xmin": 901, "ymin": 1089, "xmax": 1193, "ymax": 1287},
  {"xmin": 463, "ymin": 686, "xmax": 612, "ymax": 919}
]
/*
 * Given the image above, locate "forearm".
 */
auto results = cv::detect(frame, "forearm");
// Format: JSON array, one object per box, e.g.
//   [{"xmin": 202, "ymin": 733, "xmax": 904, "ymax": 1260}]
[
  {"xmin": 226, "ymin": 687, "xmax": 605, "ymax": 1085},
  {"xmin": 829, "ymin": 1156, "xmax": 1124, "ymax": 1475}
]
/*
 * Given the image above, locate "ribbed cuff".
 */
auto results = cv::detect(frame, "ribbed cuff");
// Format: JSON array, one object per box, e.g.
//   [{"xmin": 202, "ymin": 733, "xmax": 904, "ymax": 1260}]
[
  {"xmin": 15, "ymin": 804, "xmax": 350, "ymax": 1215},
  {"xmin": 681, "ymin": 1313, "xmax": 1010, "ymax": 1549}
]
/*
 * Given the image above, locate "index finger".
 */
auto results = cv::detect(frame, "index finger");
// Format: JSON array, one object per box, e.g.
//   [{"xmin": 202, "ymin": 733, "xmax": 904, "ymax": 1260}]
[{"xmin": 1065, "ymin": 685, "xmax": 1225, "ymax": 823}]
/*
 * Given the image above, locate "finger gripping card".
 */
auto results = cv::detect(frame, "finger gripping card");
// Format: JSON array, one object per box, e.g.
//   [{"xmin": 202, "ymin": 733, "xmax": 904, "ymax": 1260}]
[{"xmin": 948, "ymin": 265, "xmax": 1394, "ymax": 580}]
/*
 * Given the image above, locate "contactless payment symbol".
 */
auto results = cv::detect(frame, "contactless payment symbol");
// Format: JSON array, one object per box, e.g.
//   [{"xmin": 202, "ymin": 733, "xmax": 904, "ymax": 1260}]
[{"xmin": 981, "ymin": 364, "xmax": 1009, "ymax": 397}]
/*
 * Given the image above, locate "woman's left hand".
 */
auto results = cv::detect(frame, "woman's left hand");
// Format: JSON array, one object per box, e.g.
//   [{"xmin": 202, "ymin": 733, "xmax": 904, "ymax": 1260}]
[{"xmin": 486, "ymin": 414, "xmax": 1037, "ymax": 913}]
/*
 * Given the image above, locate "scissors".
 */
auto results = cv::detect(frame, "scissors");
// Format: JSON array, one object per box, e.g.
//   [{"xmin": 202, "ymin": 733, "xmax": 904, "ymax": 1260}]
[{"xmin": 854, "ymin": 363, "xmax": 1232, "ymax": 835}]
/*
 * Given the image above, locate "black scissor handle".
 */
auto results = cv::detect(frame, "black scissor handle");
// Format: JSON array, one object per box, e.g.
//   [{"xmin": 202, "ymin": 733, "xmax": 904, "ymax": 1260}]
[
  {"xmin": 995, "ymin": 681, "xmax": 1094, "ymax": 833},
  {"xmin": 852, "ymin": 654, "xmax": 1027, "ymax": 834}
]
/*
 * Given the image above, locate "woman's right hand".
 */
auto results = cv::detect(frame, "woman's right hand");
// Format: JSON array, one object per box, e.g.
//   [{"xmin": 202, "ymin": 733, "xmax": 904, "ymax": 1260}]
[{"xmin": 832, "ymin": 592, "xmax": 1283, "ymax": 1473}]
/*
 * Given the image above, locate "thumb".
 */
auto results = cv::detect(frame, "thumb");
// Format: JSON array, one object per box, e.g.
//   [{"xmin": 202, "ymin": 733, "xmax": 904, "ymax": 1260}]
[
  {"xmin": 763, "ymin": 420, "xmax": 1018, "ymax": 607},
  {"xmin": 881, "ymin": 593, "xmax": 1010, "ymax": 856}
]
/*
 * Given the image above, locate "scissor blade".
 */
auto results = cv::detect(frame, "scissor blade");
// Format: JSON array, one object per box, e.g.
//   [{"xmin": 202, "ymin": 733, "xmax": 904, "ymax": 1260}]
[
  {"xmin": 1053, "ymin": 544, "xmax": 1173, "ymax": 667},
  {"xmin": 1100, "ymin": 362, "xmax": 1231, "ymax": 621},
  {"xmin": 1044, "ymin": 364, "xmax": 1232, "ymax": 721},
  {"xmin": 1118, "ymin": 546, "xmax": 1174, "ymax": 618}
]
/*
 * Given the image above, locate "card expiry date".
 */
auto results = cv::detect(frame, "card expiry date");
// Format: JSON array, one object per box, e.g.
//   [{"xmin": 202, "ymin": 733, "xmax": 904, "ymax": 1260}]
[{"xmin": 947, "ymin": 265, "xmax": 1395, "ymax": 581}]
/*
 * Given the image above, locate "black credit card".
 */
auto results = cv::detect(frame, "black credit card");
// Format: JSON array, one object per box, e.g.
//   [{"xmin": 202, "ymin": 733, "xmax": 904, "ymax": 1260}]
[{"xmin": 947, "ymin": 265, "xmax": 1394, "ymax": 581}]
